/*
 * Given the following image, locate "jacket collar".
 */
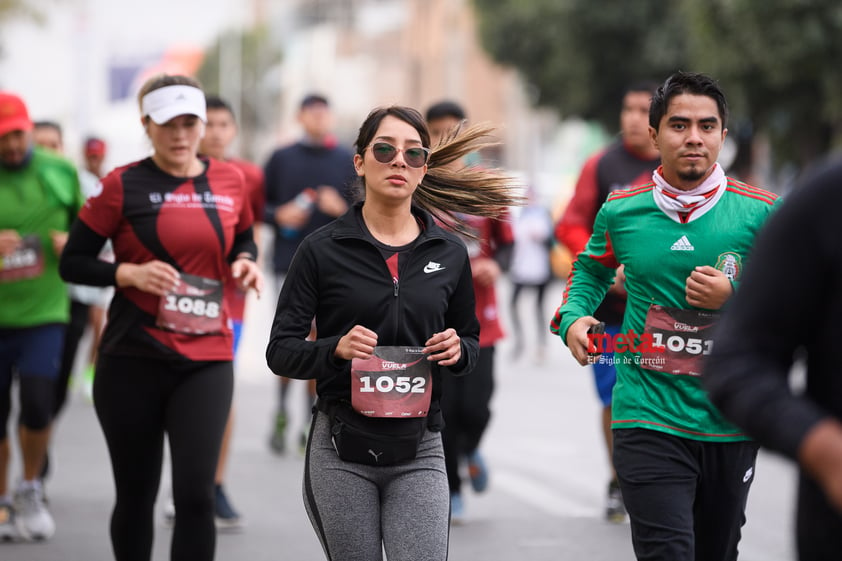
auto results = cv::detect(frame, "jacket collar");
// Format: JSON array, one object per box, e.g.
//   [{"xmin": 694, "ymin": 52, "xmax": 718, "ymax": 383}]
[{"xmin": 332, "ymin": 201, "xmax": 449, "ymax": 242}]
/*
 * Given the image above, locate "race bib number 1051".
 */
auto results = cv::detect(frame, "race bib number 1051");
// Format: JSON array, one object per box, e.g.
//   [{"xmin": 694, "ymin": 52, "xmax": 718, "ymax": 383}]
[
  {"xmin": 351, "ymin": 346, "xmax": 432, "ymax": 418},
  {"xmin": 639, "ymin": 304, "xmax": 720, "ymax": 376}
]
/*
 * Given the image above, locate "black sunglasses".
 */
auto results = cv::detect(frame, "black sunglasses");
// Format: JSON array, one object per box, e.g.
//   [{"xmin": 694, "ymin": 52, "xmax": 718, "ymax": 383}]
[{"xmin": 366, "ymin": 142, "xmax": 430, "ymax": 168}]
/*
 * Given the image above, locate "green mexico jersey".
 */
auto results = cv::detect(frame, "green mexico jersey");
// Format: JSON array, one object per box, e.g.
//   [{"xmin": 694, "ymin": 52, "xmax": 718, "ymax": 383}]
[
  {"xmin": 0, "ymin": 147, "xmax": 84, "ymax": 327},
  {"xmin": 551, "ymin": 178, "xmax": 780, "ymax": 441}
]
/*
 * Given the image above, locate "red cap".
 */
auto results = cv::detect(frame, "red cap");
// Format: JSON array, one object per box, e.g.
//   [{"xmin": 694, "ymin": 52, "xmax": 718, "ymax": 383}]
[
  {"xmin": 84, "ymin": 138, "xmax": 107, "ymax": 156},
  {"xmin": 0, "ymin": 92, "xmax": 33, "ymax": 137}
]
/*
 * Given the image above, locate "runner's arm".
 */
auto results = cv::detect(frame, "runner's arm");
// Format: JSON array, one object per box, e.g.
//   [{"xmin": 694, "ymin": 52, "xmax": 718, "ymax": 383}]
[
  {"xmin": 440, "ymin": 255, "xmax": 480, "ymax": 375},
  {"xmin": 227, "ymin": 225, "xmax": 258, "ymax": 264},
  {"xmin": 549, "ymin": 205, "xmax": 618, "ymax": 346},
  {"xmin": 262, "ymin": 150, "xmax": 288, "ymax": 224},
  {"xmin": 266, "ymin": 237, "xmax": 343, "ymax": 380},
  {"xmin": 555, "ymin": 153, "xmax": 601, "ymax": 256},
  {"xmin": 60, "ymin": 220, "xmax": 179, "ymax": 295},
  {"xmin": 59, "ymin": 219, "xmax": 117, "ymax": 286}
]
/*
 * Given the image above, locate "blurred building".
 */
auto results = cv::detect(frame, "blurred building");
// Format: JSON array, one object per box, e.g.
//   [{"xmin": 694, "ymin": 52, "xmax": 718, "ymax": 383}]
[
  {"xmin": 0, "ymin": 0, "xmax": 596, "ymax": 209},
  {"xmin": 263, "ymin": 0, "xmax": 556, "ymax": 185}
]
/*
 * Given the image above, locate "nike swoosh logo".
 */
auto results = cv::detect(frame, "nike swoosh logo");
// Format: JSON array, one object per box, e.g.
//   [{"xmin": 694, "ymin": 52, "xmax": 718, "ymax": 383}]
[
  {"xmin": 743, "ymin": 467, "xmax": 753, "ymax": 483},
  {"xmin": 423, "ymin": 261, "xmax": 445, "ymax": 274}
]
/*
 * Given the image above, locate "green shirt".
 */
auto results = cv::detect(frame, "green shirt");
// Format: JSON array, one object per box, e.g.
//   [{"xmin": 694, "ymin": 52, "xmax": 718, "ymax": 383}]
[
  {"xmin": 551, "ymin": 178, "xmax": 780, "ymax": 441},
  {"xmin": 0, "ymin": 147, "xmax": 84, "ymax": 327}
]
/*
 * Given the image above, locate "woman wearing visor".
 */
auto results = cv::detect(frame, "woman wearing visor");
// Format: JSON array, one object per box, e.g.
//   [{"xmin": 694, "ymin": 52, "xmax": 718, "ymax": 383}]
[
  {"xmin": 60, "ymin": 74, "xmax": 262, "ymax": 561},
  {"xmin": 266, "ymin": 106, "xmax": 520, "ymax": 560}
]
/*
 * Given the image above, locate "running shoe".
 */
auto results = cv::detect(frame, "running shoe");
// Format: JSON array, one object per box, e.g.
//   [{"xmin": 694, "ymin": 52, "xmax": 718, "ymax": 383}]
[
  {"xmin": 605, "ymin": 479, "xmax": 627, "ymax": 523},
  {"xmin": 449, "ymin": 493, "xmax": 465, "ymax": 525},
  {"xmin": 0, "ymin": 500, "xmax": 18, "ymax": 542},
  {"xmin": 467, "ymin": 450, "xmax": 489, "ymax": 493},
  {"xmin": 214, "ymin": 485, "xmax": 242, "ymax": 531},
  {"xmin": 14, "ymin": 483, "xmax": 55, "ymax": 540},
  {"xmin": 268, "ymin": 412, "xmax": 287, "ymax": 454}
]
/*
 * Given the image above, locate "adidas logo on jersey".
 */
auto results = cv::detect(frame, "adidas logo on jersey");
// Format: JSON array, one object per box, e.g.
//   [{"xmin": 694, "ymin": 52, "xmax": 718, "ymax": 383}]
[{"xmin": 670, "ymin": 235, "xmax": 695, "ymax": 251}]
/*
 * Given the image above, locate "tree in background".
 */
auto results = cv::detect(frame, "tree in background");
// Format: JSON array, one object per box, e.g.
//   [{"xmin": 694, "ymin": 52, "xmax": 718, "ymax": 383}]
[
  {"xmin": 0, "ymin": 0, "xmax": 39, "ymax": 25},
  {"xmin": 473, "ymin": 0, "xmax": 689, "ymax": 127},
  {"xmin": 197, "ymin": 24, "xmax": 283, "ymax": 162},
  {"xmin": 474, "ymin": 0, "xmax": 842, "ymax": 179},
  {"xmin": 684, "ymin": 0, "xmax": 842, "ymax": 175}
]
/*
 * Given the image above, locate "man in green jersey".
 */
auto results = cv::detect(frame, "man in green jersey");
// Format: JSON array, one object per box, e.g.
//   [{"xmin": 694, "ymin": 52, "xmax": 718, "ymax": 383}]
[
  {"xmin": 0, "ymin": 92, "xmax": 83, "ymax": 541},
  {"xmin": 550, "ymin": 72, "xmax": 779, "ymax": 561}
]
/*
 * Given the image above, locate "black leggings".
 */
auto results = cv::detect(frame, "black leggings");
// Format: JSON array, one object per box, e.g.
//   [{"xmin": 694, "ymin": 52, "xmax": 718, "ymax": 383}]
[{"xmin": 94, "ymin": 354, "xmax": 233, "ymax": 561}]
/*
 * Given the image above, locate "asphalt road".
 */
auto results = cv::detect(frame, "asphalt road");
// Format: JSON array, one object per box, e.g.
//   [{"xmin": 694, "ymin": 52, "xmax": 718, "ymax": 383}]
[{"xmin": 5, "ymin": 278, "xmax": 797, "ymax": 561}]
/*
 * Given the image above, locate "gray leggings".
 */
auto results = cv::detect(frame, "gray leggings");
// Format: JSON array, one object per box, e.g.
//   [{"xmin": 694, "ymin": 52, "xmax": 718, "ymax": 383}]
[{"xmin": 303, "ymin": 410, "xmax": 450, "ymax": 561}]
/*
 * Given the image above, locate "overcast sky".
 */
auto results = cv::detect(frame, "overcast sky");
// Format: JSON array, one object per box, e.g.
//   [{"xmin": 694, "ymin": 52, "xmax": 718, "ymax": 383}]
[
  {"xmin": 2, "ymin": 0, "xmax": 245, "ymax": 110},
  {"xmin": 0, "ymin": 0, "xmax": 252, "ymax": 163}
]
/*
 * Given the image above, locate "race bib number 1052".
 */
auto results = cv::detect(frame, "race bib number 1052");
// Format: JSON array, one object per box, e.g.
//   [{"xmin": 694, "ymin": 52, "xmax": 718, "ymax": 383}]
[{"xmin": 351, "ymin": 346, "xmax": 432, "ymax": 418}]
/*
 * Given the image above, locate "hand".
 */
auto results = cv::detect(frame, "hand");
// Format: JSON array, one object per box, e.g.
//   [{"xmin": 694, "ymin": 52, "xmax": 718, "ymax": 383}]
[
  {"xmin": 565, "ymin": 316, "xmax": 602, "ymax": 366},
  {"xmin": 231, "ymin": 258, "xmax": 264, "ymax": 299},
  {"xmin": 685, "ymin": 266, "xmax": 732, "ymax": 309},
  {"xmin": 424, "ymin": 328, "xmax": 462, "ymax": 366},
  {"xmin": 799, "ymin": 419, "xmax": 842, "ymax": 513},
  {"xmin": 0, "ymin": 230, "xmax": 22, "ymax": 256},
  {"xmin": 471, "ymin": 257, "xmax": 501, "ymax": 287},
  {"xmin": 115, "ymin": 260, "xmax": 180, "ymax": 296},
  {"xmin": 316, "ymin": 185, "xmax": 349, "ymax": 217},
  {"xmin": 50, "ymin": 230, "xmax": 68, "ymax": 256},
  {"xmin": 274, "ymin": 200, "xmax": 311, "ymax": 230},
  {"xmin": 335, "ymin": 325, "xmax": 378, "ymax": 361}
]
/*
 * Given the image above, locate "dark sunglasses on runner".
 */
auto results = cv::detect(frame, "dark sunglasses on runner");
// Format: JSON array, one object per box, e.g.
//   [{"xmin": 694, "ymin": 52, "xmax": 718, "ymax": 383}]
[{"xmin": 367, "ymin": 142, "xmax": 430, "ymax": 168}]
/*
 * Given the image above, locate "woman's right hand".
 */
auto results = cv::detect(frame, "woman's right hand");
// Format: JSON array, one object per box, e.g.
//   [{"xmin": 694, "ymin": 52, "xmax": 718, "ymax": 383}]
[
  {"xmin": 335, "ymin": 325, "xmax": 377, "ymax": 360},
  {"xmin": 115, "ymin": 260, "xmax": 180, "ymax": 296}
]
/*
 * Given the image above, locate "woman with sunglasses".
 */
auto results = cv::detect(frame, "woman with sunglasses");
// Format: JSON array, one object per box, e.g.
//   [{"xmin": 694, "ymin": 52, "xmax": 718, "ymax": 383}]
[
  {"xmin": 266, "ymin": 105, "xmax": 519, "ymax": 560},
  {"xmin": 59, "ymin": 74, "xmax": 262, "ymax": 561}
]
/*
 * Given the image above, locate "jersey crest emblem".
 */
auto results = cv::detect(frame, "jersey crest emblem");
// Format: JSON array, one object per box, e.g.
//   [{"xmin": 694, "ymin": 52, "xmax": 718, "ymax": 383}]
[{"xmin": 715, "ymin": 252, "xmax": 742, "ymax": 281}]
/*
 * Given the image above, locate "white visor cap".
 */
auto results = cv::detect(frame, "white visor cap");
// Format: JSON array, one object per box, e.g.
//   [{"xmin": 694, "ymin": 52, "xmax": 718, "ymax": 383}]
[{"xmin": 141, "ymin": 85, "xmax": 207, "ymax": 125}]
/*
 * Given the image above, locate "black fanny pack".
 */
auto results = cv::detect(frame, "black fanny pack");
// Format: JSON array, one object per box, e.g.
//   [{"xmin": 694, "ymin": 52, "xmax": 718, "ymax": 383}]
[{"xmin": 318, "ymin": 399, "xmax": 427, "ymax": 466}]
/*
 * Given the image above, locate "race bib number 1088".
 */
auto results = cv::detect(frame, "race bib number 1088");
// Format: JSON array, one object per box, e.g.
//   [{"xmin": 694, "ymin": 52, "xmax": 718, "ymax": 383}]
[{"xmin": 156, "ymin": 273, "xmax": 224, "ymax": 335}]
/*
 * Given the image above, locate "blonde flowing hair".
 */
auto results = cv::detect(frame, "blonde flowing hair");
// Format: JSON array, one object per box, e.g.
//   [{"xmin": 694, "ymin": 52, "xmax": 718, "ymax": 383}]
[{"xmin": 353, "ymin": 106, "xmax": 524, "ymax": 237}]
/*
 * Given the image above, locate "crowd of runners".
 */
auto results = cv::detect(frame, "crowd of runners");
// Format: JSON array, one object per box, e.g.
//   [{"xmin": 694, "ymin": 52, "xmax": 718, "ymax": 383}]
[{"xmin": 1, "ymin": 69, "xmax": 840, "ymax": 561}]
